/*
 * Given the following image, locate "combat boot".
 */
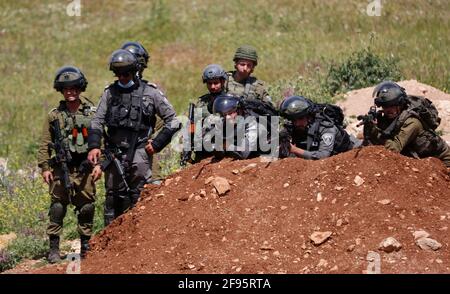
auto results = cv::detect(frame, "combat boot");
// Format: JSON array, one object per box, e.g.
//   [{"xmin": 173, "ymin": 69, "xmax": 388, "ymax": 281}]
[
  {"xmin": 48, "ymin": 235, "xmax": 61, "ymax": 263},
  {"xmin": 80, "ymin": 235, "xmax": 90, "ymax": 259}
]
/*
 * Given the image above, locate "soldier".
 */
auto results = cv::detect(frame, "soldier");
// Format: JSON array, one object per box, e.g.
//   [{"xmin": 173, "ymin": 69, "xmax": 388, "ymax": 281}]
[
  {"xmin": 87, "ymin": 49, "xmax": 180, "ymax": 226},
  {"xmin": 226, "ymin": 45, "xmax": 272, "ymax": 103},
  {"xmin": 364, "ymin": 81, "xmax": 450, "ymax": 167},
  {"xmin": 279, "ymin": 96, "xmax": 354, "ymax": 159},
  {"xmin": 37, "ymin": 66, "xmax": 100, "ymax": 263},
  {"xmin": 211, "ymin": 94, "xmax": 274, "ymax": 160},
  {"xmin": 121, "ymin": 41, "xmax": 163, "ymax": 184},
  {"xmin": 197, "ymin": 64, "xmax": 228, "ymax": 119}
]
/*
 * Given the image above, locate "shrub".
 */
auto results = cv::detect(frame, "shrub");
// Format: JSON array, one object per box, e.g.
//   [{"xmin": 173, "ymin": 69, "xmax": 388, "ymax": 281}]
[{"xmin": 326, "ymin": 48, "xmax": 402, "ymax": 95}]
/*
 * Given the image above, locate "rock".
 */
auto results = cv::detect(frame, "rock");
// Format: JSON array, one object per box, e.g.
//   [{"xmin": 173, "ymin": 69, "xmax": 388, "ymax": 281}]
[
  {"xmin": 316, "ymin": 192, "xmax": 323, "ymax": 202},
  {"xmin": 347, "ymin": 244, "xmax": 356, "ymax": 252},
  {"xmin": 378, "ymin": 237, "xmax": 402, "ymax": 253},
  {"xmin": 283, "ymin": 183, "xmax": 290, "ymax": 188},
  {"xmin": 232, "ymin": 169, "xmax": 239, "ymax": 175},
  {"xmin": 330, "ymin": 265, "xmax": 339, "ymax": 271},
  {"xmin": 310, "ymin": 231, "xmax": 332, "ymax": 246},
  {"xmin": 334, "ymin": 186, "xmax": 344, "ymax": 191},
  {"xmin": 177, "ymin": 194, "xmax": 189, "ymax": 201},
  {"xmin": 155, "ymin": 193, "xmax": 165, "ymax": 198},
  {"xmin": 212, "ymin": 177, "xmax": 231, "ymax": 196},
  {"xmin": 280, "ymin": 206, "xmax": 288, "ymax": 210},
  {"xmin": 273, "ymin": 251, "xmax": 280, "ymax": 256},
  {"xmin": 164, "ymin": 178, "xmax": 173, "ymax": 186},
  {"xmin": 411, "ymin": 167, "xmax": 419, "ymax": 173},
  {"xmin": 194, "ymin": 195, "xmax": 202, "ymax": 201},
  {"xmin": 336, "ymin": 219, "xmax": 343, "ymax": 227},
  {"xmin": 412, "ymin": 230, "xmax": 430, "ymax": 240},
  {"xmin": 239, "ymin": 163, "xmax": 257, "ymax": 173},
  {"xmin": 205, "ymin": 176, "xmax": 215, "ymax": 185},
  {"xmin": 0, "ymin": 232, "xmax": 17, "ymax": 251},
  {"xmin": 317, "ymin": 259, "xmax": 328, "ymax": 268},
  {"xmin": 199, "ymin": 189, "xmax": 207, "ymax": 197},
  {"xmin": 354, "ymin": 175, "xmax": 365, "ymax": 186},
  {"xmin": 415, "ymin": 237, "xmax": 442, "ymax": 251},
  {"xmin": 377, "ymin": 199, "xmax": 391, "ymax": 205},
  {"xmin": 175, "ymin": 176, "xmax": 182, "ymax": 182}
]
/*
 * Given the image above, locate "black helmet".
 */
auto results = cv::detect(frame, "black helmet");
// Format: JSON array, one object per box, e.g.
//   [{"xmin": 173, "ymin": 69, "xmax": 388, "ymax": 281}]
[
  {"xmin": 373, "ymin": 81, "xmax": 407, "ymax": 107},
  {"xmin": 53, "ymin": 65, "xmax": 88, "ymax": 93},
  {"xmin": 233, "ymin": 45, "xmax": 258, "ymax": 65},
  {"xmin": 109, "ymin": 49, "xmax": 139, "ymax": 74},
  {"xmin": 202, "ymin": 64, "xmax": 227, "ymax": 83},
  {"xmin": 279, "ymin": 95, "xmax": 315, "ymax": 120},
  {"xmin": 121, "ymin": 41, "xmax": 149, "ymax": 70},
  {"xmin": 213, "ymin": 94, "xmax": 241, "ymax": 115}
]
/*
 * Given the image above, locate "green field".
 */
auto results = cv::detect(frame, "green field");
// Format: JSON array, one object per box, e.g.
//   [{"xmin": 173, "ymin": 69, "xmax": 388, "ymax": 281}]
[{"xmin": 0, "ymin": 0, "xmax": 449, "ymax": 269}]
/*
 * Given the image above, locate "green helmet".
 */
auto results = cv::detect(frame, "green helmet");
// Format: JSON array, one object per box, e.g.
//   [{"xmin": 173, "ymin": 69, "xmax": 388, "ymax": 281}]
[
  {"xmin": 121, "ymin": 41, "xmax": 150, "ymax": 70},
  {"xmin": 373, "ymin": 81, "xmax": 406, "ymax": 107},
  {"xmin": 213, "ymin": 94, "xmax": 241, "ymax": 116},
  {"xmin": 202, "ymin": 64, "xmax": 227, "ymax": 83},
  {"xmin": 279, "ymin": 96, "xmax": 315, "ymax": 120},
  {"xmin": 53, "ymin": 65, "xmax": 88, "ymax": 92},
  {"xmin": 109, "ymin": 49, "xmax": 138, "ymax": 74},
  {"xmin": 233, "ymin": 45, "xmax": 258, "ymax": 65}
]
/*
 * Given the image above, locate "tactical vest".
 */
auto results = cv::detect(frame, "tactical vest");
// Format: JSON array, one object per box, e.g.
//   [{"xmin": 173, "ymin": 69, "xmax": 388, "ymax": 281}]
[
  {"xmin": 385, "ymin": 110, "xmax": 447, "ymax": 158},
  {"xmin": 226, "ymin": 71, "xmax": 264, "ymax": 100},
  {"xmin": 293, "ymin": 115, "xmax": 352, "ymax": 155},
  {"xmin": 105, "ymin": 82, "xmax": 154, "ymax": 132},
  {"xmin": 52, "ymin": 102, "xmax": 96, "ymax": 155}
]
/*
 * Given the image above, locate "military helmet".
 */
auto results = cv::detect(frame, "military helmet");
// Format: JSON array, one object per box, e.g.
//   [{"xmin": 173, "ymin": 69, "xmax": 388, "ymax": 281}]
[
  {"xmin": 53, "ymin": 65, "xmax": 88, "ymax": 92},
  {"xmin": 109, "ymin": 49, "xmax": 139, "ymax": 74},
  {"xmin": 233, "ymin": 45, "xmax": 258, "ymax": 65},
  {"xmin": 373, "ymin": 81, "xmax": 407, "ymax": 107},
  {"xmin": 121, "ymin": 41, "xmax": 149, "ymax": 69},
  {"xmin": 279, "ymin": 95, "xmax": 315, "ymax": 120},
  {"xmin": 202, "ymin": 64, "xmax": 227, "ymax": 83},
  {"xmin": 213, "ymin": 94, "xmax": 241, "ymax": 115}
]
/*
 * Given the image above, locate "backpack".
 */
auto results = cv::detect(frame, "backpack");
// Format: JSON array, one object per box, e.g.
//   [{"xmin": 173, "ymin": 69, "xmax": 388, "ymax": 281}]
[
  {"xmin": 315, "ymin": 103, "xmax": 346, "ymax": 127},
  {"xmin": 405, "ymin": 95, "xmax": 441, "ymax": 130},
  {"xmin": 240, "ymin": 98, "xmax": 279, "ymax": 117}
]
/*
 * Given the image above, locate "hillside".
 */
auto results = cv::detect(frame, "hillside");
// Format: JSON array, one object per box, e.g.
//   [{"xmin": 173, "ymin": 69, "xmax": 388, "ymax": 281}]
[{"xmin": 30, "ymin": 146, "xmax": 450, "ymax": 274}]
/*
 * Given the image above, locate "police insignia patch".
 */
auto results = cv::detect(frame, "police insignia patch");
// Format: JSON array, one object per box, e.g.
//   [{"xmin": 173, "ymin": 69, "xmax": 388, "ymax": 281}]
[{"xmin": 322, "ymin": 133, "xmax": 334, "ymax": 147}]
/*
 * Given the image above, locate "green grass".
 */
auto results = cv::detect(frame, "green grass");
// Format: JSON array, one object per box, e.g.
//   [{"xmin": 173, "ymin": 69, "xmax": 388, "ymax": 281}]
[{"xmin": 0, "ymin": 0, "xmax": 449, "ymax": 269}]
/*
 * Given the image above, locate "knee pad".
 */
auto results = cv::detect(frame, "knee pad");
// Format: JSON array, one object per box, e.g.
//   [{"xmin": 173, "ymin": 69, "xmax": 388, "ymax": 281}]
[
  {"xmin": 49, "ymin": 202, "xmax": 66, "ymax": 225},
  {"xmin": 78, "ymin": 203, "xmax": 95, "ymax": 223}
]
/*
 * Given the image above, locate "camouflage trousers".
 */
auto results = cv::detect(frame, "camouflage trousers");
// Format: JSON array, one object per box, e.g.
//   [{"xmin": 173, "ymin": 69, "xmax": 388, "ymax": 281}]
[{"xmin": 47, "ymin": 166, "xmax": 96, "ymax": 237}]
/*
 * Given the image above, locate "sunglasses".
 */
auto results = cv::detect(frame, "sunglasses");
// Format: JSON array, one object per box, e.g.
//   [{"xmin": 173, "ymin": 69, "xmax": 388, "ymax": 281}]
[{"xmin": 115, "ymin": 72, "xmax": 132, "ymax": 78}]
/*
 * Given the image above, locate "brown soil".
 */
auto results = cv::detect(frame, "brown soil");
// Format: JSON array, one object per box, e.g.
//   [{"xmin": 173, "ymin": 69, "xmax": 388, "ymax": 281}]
[{"xmin": 30, "ymin": 146, "xmax": 450, "ymax": 274}]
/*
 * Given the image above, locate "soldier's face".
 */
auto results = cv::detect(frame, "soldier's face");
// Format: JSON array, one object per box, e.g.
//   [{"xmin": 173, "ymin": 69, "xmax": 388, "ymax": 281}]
[
  {"xmin": 116, "ymin": 72, "xmax": 133, "ymax": 85},
  {"xmin": 235, "ymin": 59, "xmax": 255, "ymax": 77},
  {"xmin": 206, "ymin": 79, "xmax": 224, "ymax": 94},
  {"xmin": 63, "ymin": 87, "xmax": 81, "ymax": 102},
  {"xmin": 382, "ymin": 105, "xmax": 401, "ymax": 119},
  {"xmin": 224, "ymin": 111, "xmax": 238, "ymax": 123},
  {"xmin": 293, "ymin": 116, "xmax": 309, "ymax": 130}
]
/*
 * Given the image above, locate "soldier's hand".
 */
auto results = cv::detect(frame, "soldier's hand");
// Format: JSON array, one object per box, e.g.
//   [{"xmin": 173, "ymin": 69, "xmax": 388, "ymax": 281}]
[
  {"xmin": 88, "ymin": 148, "xmax": 101, "ymax": 165},
  {"xmin": 91, "ymin": 165, "xmax": 102, "ymax": 182},
  {"xmin": 145, "ymin": 140, "xmax": 155, "ymax": 155},
  {"xmin": 42, "ymin": 171, "xmax": 53, "ymax": 185},
  {"xmin": 290, "ymin": 144, "xmax": 304, "ymax": 157}
]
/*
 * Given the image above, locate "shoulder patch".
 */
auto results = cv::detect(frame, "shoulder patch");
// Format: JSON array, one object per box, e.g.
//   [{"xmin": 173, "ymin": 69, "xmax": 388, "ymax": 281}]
[{"xmin": 321, "ymin": 133, "xmax": 335, "ymax": 147}]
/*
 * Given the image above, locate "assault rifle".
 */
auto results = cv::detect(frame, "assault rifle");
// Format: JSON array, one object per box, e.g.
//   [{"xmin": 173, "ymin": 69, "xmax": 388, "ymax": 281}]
[
  {"xmin": 101, "ymin": 147, "xmax": 130, "ymax": 192},
  {"xmin": 180, "ymin": 103, "xmax": 196, "ymax": 166},
  {"xmin": 357, "ymin": 106, "xmax": 377, "ymax": 146},
  {"xmin": 279, "ymin": 122, "xmax": 293, "ymax": 158},
  {"xmin": 48, "ymin": 119, "xmax": 72, "ymax": 190}
]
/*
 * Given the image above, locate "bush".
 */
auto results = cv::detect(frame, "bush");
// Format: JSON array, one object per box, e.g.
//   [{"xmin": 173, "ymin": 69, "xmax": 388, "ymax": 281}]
[{"xmin": 326, "ymin": 48, "xmax": 402, "ymax": 95}]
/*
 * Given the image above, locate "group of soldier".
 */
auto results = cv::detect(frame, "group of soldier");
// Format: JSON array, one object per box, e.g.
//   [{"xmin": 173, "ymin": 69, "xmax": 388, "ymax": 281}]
[{"xmin": 37, "ymin": 42, "xmax": 450, "ymax": 263}]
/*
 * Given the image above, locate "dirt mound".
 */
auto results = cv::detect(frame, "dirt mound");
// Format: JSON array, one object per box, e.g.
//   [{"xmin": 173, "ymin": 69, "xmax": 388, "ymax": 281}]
[
  {"xmin": 32, "ymin": 147, "xmax": 450, "ymax": 274},
  {"xmin": 338, "ymin": 80, "xmax": 450, "ymax": 143}
]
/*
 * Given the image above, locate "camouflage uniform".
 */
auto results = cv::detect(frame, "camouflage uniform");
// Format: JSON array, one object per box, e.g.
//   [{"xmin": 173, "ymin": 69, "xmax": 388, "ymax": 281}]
[
  {"xmin": 226, "ymin": 71, "xmax": 272, "ymax": 103},
  {"xmin": 368, "ymin": 113, "xmax": 450, "ymax": 167},
  {"xmin": 37, "ymin": 101, "xmax": 96, "ymax": 238}
]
